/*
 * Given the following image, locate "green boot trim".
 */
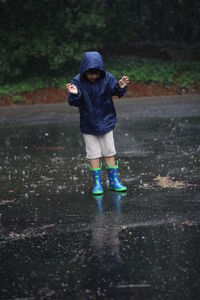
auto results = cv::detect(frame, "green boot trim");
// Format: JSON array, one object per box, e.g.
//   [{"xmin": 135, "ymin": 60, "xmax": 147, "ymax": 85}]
[
  {"xmin": 93, "ymin": 194, "xmax": 104, "ymax": 200},
  {"xmin": 92, "ymin": 188, "xmax": 104, "ymax": 195},
  {"xmin": 109, "ymin": 185, "xmax": 127, "ymax": 192},
  {"xmin": 88, "ymin": 162, "xmax": 102, "ymax": 171},
  {"xmin": 105, "ymin": 160, "xmax": 119, "ymax": 170}
]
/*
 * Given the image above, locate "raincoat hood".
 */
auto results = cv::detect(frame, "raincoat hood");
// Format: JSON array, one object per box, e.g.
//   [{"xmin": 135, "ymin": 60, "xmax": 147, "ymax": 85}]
[
  {"xmin": 80, "ymin": 51, "xmax": 106, "ymax": 78},
  {"xmin": 68, "ymin": 51, "xmax": 128, "ymax": 135}
]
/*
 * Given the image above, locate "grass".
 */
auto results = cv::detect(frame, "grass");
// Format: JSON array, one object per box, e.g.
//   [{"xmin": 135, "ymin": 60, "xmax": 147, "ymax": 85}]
[
  {"xmin": 0, "ymin": 75, "xmax": 70, "ymax": 97},
  {"xmin": 0, "ymin": 56, "xmax": 200, "ymax": 97},
  {"xmin": 11, "ymin": 95, "xmax": 23, "ymax": 103},
  {"xmin": 106, "ymin": 56, "xmax": 200, "ymax": 88}
]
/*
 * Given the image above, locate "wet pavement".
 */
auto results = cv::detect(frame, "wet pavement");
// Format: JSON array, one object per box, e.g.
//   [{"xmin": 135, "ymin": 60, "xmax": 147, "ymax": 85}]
[{"xmin": 0, "ymin": 95, "xmax": 200, "ymax": 299}]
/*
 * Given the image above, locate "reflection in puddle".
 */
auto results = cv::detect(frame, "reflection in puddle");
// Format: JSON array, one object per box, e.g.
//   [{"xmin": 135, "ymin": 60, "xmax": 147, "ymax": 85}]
[
  {"xmin": 0, "ymin": 114, "xmax": 200, "ymax": 299},
  {"xmin": 91, "ymin": 192, "xmax": 127, "ymax": 266}
]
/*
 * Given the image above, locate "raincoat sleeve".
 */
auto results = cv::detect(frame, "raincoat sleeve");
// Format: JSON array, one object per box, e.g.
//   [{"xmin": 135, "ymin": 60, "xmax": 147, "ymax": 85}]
[
  {"xmin": 68, "ymin": 79, "xmax": 82, "ymax": 107},
  {"xmin": 110, "ymin": 74, "xmax": 128, "ymax": 98}
]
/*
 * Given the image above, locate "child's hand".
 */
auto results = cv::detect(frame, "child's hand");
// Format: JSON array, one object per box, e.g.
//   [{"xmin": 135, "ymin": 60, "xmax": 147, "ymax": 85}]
[
  {"xmin": 65, "ymin": 83, "xmax": 78, "ymax": 95},
  {"xmin": 118, "ymin": 76, "xmax": 129, "ymax": 88}
]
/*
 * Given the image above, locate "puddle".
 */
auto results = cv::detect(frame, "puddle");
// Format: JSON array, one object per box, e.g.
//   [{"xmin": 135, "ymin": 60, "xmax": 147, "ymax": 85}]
[{"xmin": 0, "ymin": 112, "xmax": 200, "ymax": 299}]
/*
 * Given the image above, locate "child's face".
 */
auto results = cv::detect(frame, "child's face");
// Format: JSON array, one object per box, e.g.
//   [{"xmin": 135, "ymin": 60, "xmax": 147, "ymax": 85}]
[{"xmin": 85, "ymin": 69, "xmax": 101, "ymax": 83}]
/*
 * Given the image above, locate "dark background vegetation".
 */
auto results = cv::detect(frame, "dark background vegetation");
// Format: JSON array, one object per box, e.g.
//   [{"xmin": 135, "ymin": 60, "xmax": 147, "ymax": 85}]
[{"xmin": 0, "ymin": 0, "xmax": 200, "ymax": 96}]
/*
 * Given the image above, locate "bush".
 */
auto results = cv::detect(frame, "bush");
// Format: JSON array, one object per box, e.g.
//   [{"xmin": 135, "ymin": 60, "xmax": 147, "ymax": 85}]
[
  {"xmin": 1, "ymin": 56, "xmax": 199, "ymax": 97},
  {"xmin": 106, "ymin": 56, "xmax": 200, "ymax": 87},
  {"xmin": 0, "ymin": 0, "xmax": 200, "ymax": 83}
]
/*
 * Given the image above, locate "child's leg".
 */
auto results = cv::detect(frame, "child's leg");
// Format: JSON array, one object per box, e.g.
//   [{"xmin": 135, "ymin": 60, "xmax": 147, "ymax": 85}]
[
  {"xmin": 83, "ymin": 134, "xmax": 102, "ymax": 163},
  {"xmin": 83, "ymin": 133, "xmax": 103, "ymax": 194},
  {"xmin": 99, "ymin": 130, "xmax": 116, "ymax": 162},
  {"xmin": 89, "ymin": 158, "xmax": 101, "ymax": 168},
  {"xmin": 99, "ymin": 130, "xmax": 127, "ymax": 192},
  {"xmin": 104, "ymin": 155, "xmax": 115, "ymax": 167}
]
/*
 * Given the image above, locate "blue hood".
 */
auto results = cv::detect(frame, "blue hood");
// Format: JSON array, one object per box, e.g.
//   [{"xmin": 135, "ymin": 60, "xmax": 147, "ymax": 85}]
[
  {"xmin": 80, "ymin": 51, "xmax": 106, "ymax": 78},
  {"xmin": 68, "ymin": 51, "xmax": 128, "ymax": 135}
]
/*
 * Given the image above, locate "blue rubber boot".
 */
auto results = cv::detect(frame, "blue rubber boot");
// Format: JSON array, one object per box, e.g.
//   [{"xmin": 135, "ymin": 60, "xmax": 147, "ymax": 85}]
[
  {"xmin": 105, "ymin": 160, "xmax": 127, "ymax": 192},
  {"xmin": 89, "ymin": 163, "xmax": 104, "ymax": 195}
]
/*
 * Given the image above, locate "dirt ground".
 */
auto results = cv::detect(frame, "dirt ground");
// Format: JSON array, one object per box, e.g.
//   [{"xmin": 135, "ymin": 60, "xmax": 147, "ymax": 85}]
[{"xmin": 0, "ymin": 80, "xmax": 199, "ymax": 106}]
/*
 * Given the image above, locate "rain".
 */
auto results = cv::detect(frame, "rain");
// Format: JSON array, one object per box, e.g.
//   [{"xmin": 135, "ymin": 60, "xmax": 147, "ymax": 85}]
[{"xmin": 0, "ymin": 96, "xmax": 200, "ymax": 299}]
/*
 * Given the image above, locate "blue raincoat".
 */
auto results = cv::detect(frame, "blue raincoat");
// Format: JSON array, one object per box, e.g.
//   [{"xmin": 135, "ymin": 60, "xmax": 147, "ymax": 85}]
[{"xmin": 68, "ymin": 51, "xmax": 127, "ymax": 135}]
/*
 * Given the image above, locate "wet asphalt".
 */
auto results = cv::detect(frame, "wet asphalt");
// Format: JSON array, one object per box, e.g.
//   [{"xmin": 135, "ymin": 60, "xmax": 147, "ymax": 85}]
[{"xmin": 0, "ymin": 95, "xmax": 200, "ymax": 299}]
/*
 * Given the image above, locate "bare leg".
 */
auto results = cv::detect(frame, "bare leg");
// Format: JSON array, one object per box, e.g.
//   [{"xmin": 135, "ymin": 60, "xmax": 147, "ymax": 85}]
[
  {"xmin": 104, "ymin": 155, "xmax": 115, "ymax": 167},
  {"xmin": 89, "ymin": 158, "xmax": 101, "ymax": 169}
]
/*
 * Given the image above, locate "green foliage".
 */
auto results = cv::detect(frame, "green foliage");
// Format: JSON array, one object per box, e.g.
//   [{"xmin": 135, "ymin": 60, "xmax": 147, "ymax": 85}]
[
  {"xmin": 106, "ymin": 56, "xmax": 200, "ymax": 87},
  {"xmin": 1, "ymin": 57, "xmax": 199, "ymax": 100},
  {"xmin": 11, "ymin": 95, "xmax": 23, "ymax": 103},
  {"xmin": 0, "ymin": 73, "xmax": 73, "ymax": 96},
  {"xmin": 0, "ymin": 0, "xmax": 200, "ymax": 83},
  {"xmin": 180, "ymin": 71, "xmax": 200, "ymax": 88},
  {"xmin": 0, "ymin": 0, "xmax": 105, "ymax": 83}
]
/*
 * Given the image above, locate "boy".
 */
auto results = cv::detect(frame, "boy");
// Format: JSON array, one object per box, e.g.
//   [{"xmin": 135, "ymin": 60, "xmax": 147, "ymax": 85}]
[{"xmin": 66, "ymin": 51, "xmax": 129, "ymax": 195}]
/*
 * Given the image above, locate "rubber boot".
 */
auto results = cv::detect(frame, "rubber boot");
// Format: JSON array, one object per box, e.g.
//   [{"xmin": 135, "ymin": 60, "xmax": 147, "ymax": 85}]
[
  {"xmin": 105, "ymin": 160, "xmax": 127, "ymax": 192},
  {"xmin": 88, "ymin": 163, "xmax": 103, "ymax": 195}
]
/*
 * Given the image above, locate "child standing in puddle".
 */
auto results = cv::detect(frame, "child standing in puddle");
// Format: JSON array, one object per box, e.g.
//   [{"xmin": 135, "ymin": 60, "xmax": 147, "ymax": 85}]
[{"xmin": 66, "ymin": 51, "xmax": 129, "ymax": 195}]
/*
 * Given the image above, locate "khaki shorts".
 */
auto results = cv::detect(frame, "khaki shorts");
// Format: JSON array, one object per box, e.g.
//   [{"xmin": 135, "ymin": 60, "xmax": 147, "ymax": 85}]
[{"xmin": 83, "ymin": 130, "xmax": 116, "ymax": 159}]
